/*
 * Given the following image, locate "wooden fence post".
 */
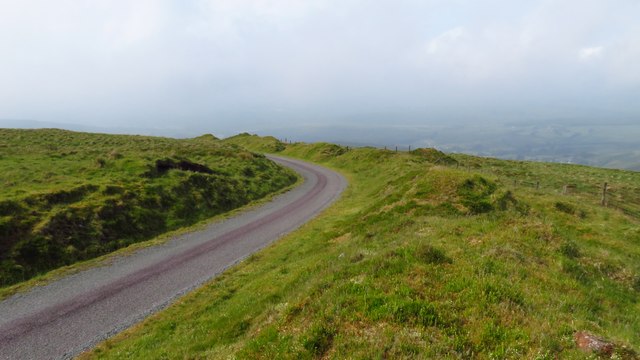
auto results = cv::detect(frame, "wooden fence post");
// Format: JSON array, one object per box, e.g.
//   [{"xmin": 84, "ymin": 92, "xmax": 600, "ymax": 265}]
[
  {"xmin": 395, "ymin": 146, "xmax": 397, "ymax": 152},
  {"xmin": 536, "ymin": 181, "xmax": 540, "ymax": 190},
  {"xmin": 601, "ymin": 182, "xmax": 608, "ymax": 206}
]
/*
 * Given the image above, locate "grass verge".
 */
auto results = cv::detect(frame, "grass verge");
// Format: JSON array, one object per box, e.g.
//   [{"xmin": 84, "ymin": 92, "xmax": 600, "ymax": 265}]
[
  {"xmin": 0, "ymin": 175, "xmax": 301, "ymax": 301},
  {"xmin": 0, "ymin": 129, "xmax": 297, "ymax": 288}
]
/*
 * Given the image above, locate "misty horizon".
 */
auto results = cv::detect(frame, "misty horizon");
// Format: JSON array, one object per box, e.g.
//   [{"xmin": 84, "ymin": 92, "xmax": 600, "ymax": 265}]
[
  {"xmin": 1, "ymin": 1, "xmax": 639, "ymax": 169},
  {"xmin": 2, "ymin": 117, "xmax": 639, "ymax": 171}
]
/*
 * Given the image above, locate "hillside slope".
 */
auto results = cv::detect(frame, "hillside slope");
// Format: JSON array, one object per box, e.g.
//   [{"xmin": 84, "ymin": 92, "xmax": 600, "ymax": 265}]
[
  {"xmin": 86, "ymin": 139, "xmax": 639, "ymax": 359},
  {"xmin": 0, "ymin": 129, "xmax": 297, "ymax": 287},
  {"xmin": 222, "ymin": 133, "xmax": 286, "ymax": 153}
]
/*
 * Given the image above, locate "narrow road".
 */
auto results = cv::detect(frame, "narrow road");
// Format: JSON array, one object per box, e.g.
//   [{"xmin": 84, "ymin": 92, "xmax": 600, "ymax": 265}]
[{"xmin": 0, "ymin": 156, "xmax": 346, "ymax": 360}]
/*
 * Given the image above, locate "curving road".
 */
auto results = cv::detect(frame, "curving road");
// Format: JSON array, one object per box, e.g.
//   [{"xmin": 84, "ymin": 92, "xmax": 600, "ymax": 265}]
[{"xmin": 0, "ymin": 156, "xmax": 346, "ymax": 360}]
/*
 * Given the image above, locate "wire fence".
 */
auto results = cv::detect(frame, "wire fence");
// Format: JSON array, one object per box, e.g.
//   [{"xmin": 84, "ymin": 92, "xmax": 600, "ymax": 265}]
[
  {"xmin": 278, "ymin": 140, "xmax": 640, "ymax": 218},
  {"xmin": 455, "ymin": 162, "xmax": 640, "ymax": 219}
]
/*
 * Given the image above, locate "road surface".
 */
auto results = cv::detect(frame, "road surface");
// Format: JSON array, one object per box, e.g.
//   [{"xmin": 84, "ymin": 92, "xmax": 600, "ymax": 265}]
[{"xmin": 0, "ymin": 156, "xmax": 346, "ymax": 360}]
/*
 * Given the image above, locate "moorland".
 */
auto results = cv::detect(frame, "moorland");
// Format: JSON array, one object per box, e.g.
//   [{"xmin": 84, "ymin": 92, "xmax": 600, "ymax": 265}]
[
  {"xmin": 0, "ymin": 129, "xmax": 296, "ymax": 288},
  {"xmin": 84, "ymin": 134, "xmax": 640, "ymax": 359}
]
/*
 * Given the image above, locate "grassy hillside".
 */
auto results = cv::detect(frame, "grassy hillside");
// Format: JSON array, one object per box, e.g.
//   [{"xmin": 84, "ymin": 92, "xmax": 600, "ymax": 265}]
[
  {"xmin": 222, "ymin": 133, "xmax": 286, "ymax": 153},
  {"xmin": 86, "ymin": 139, "xmax": 640, "ymax": 359},
  {"xmin": 0, "ymin": 129, "xmax": 297, "ymax": 287}
]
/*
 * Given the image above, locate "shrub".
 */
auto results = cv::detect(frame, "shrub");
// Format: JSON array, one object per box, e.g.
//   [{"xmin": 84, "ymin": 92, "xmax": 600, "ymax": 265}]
[
  {"xmin": 39, "ymin": 185, "xmax": 98, "ymax": 207},
  {"xmin": 560, "ymin": 241, "xmax": 581, "ymax": 258},
  {"xmin": 555, "ymin": 201, "xmax": 576, "ymax": 215},
  {"xmin": 95, "ymin": 157, "xmax": 107, "ymax": 168},
  {"xmin": 458, "ymin": 176, "xmax": 497, "ymax": 214},
  {"xmin": 496, "ymin": 191, "xmax": 517, "ymax": 211},
  {"xmin": 410, "ymin": 148, "xmax": 458, "ymax": 165},
  {"xmin": 303, "ymin": 323, "xmax": 335, "ymax": 356},
  {"xmin": 416, "ymin": 244, "xmax": 452, "ymax": 265},
  {"xmin": 320, "ymin": 144, "xmax": 348, "ymax": 157}
]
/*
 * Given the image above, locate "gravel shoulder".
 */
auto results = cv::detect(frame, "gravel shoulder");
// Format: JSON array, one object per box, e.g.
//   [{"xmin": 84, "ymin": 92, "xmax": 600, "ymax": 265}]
[{"xmin": 0, "ymin": 156, "xmax": 347, "ymax": 360}]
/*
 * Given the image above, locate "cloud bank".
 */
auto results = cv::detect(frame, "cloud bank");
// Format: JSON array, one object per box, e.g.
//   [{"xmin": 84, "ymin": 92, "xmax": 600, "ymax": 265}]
[{"xmin": 0, "ymin": 0, "xmax": 638, "ymax": 133}]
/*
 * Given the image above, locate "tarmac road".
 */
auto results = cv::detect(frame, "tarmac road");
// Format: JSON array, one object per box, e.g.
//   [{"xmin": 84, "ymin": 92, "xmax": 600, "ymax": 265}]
[{"xmin": 0, "ymin": 156, "xmax": 346, "ymax": 360}]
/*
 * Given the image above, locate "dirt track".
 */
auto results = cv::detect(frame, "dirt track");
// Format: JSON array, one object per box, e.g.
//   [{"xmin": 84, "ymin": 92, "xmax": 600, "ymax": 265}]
[{"xmin": 0, "ymin": 156, "xmax": 346, "ymax": 360}]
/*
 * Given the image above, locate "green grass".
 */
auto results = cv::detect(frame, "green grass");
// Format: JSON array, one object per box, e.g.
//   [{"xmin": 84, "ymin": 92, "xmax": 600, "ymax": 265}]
[
  {"xmin": 75, "ymin": 139, "xmax": 640, "ymax": 359},
  {"xmin": 0, "ymin": 175, "xmax": 300, "ymax": 301},
  {"xmin": 222, "ymin": 133, "xmax": 286, "ymax": 153},
  {"xmin": 0, "ymin": 129, "xmax": 297, "ymax": 287}
]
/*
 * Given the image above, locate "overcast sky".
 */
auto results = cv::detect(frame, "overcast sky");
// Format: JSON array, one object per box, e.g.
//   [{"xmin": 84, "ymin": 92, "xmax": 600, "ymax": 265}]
[{"xmin": 0, "ymin": 0, "xmax": 638, "ymax": 135}]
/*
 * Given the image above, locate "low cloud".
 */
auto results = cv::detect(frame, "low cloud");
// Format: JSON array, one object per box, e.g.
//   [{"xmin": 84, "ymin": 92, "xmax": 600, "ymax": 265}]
[
  {"xmin": 0, "ymin": 0, "xmax": 638, "ymax": 133},
  {"xmin": 426, "ymin": 27, "xmax": 467, "ymax": 54},
  {"xmin": 579, "ymin": 46, "xmax": 604, "ymax": 61}
]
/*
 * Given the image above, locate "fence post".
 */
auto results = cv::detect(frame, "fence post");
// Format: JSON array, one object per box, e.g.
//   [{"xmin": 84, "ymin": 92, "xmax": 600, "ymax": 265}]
[
  {"xmin": 601, "ymin": 182, "xmax": 608, "ymax": 206},
  {"xmin": 395, "ymin": 146, "xmax": 397, "ymax": 152},
  {"xmin": 536, "ymin": 181, "xmax": 540, "ymax": 190},
  {"xmin": 409, "ymin": 145, "xmax": 411, "ymax": 151}
]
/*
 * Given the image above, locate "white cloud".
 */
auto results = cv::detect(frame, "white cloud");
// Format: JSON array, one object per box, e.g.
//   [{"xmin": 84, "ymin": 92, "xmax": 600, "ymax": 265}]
[
  {"xmin": 427, "ymin": 27, "xmax": 466, "ymax": 54},
  {"xmin": 579, "ymin": 46, "xmax": 604, "ymax": 61},
  {"xmin": 410, "ymin": 25, "xmax": 526, "ymax": 83},
  {"xmin": 187, "ymin": 0, "xmax": 330, "ymax": 40}
]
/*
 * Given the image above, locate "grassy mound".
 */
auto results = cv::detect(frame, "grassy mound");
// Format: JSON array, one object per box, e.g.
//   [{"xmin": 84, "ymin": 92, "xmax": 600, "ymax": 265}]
[
  {"xmin": 85, "ymin": 139, "xmax": 639, "ymax": 359},
  {"xmin": 222, "ymin": 133, "xmax": 286, "ymax": 153},
  {"xmin": 0, "ymin": 129, "xmax": 297, "ymax": 287},
  {"xmin": 410, "ymin": 147, "xmax": 458, "ymax": 165}
]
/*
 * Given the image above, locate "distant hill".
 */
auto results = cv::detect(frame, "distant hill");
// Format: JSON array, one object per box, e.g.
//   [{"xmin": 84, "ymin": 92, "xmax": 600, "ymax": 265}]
[
  {"xmin": 6, "ymin": 119, "xmax": 639, "ymax": 170},
  {"xmin": 263, "ymin": 122, "xmax": 640, "ymax": 171},
  {"xmin": 0, "ymin": 129, "xmax": 296, "ymax": 287},
  {"xmin": 0, "ymin": 119, "xmax": 200, "ymax": 138}
]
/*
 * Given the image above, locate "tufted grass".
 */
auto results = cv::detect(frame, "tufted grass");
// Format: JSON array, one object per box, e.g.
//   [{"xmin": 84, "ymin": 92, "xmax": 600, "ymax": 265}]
[
  {"xmin": 0, "ymin": 129, "xmax": 297, "ymax": 288},
  {"xmin": 83, "ymin": 139, "xmax": 640, "ymax": 359}
]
